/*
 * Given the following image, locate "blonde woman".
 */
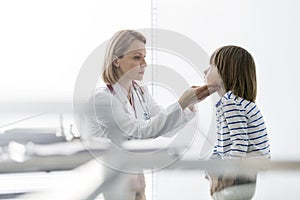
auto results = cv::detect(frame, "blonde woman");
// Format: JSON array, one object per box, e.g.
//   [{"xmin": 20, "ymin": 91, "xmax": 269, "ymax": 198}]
[{"xmin": 92, "ymin": 30, "xmax": 218, "ymax": 200}]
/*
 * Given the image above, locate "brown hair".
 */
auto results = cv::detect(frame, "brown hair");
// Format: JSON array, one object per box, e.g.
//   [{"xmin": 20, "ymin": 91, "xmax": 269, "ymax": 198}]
[
  {"xmin": 102, "ymin": 30, "xmax": 146, "ymax": 85},
  {"xmin": 210, "ymin": 45, "xmax": 257, "ymax": 102}
]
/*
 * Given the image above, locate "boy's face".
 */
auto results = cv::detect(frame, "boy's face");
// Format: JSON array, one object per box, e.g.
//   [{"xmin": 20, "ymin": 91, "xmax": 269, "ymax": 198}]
[{"xmin": 204, "ymin": 65, "xmax": 223, "ymax": 88}]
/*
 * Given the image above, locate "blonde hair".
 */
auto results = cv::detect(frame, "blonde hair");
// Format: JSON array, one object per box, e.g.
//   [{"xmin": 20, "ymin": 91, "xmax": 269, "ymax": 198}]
[
  {"xmin": 210, "ymin": 45, "xmax": 257, "ymax": 102},
  {"xmin": 102, "ymin": 30, "xmax": 146, "ymax": 85}
]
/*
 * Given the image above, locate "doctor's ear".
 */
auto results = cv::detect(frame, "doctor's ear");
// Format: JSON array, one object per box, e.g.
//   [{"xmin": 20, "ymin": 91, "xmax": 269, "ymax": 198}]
[{"xmin": 113, "ymin": 57, "xmax": 120, "ymax": 67}]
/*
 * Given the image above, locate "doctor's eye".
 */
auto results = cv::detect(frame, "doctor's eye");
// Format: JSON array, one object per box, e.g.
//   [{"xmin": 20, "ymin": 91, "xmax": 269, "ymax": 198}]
[
  {"xmin": 133, "ymin": 54, "xmax": 146, "ymax": 61},
  {"xmin": 133, "ymin": 56, "xmax": 142, "ymax": 60}
]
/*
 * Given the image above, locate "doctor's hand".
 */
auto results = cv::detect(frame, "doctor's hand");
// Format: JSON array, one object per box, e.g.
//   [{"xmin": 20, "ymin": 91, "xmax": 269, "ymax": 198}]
[{"xmin": 178, "ymin": 84, "xmax": 219, "ymax": 110}]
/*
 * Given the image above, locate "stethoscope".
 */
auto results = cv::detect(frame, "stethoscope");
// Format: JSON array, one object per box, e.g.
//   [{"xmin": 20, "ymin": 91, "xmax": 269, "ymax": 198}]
[{"xmin": 107, "ymin": 81, "xmax": 150, "ymax": 120}]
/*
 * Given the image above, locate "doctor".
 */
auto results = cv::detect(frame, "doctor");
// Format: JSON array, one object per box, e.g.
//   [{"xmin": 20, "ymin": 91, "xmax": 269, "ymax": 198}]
[
  {"xmin": 89, "ymin": 30, "xmax": 218, "ymax": 200},
  {"xmin": 91, "ymin": 29, "xmax": 218, "ymax": 141}
]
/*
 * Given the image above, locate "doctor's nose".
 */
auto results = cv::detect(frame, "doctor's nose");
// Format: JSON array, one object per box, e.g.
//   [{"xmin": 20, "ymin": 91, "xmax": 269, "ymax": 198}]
[{"xmin": 141, "ymin": 58, "xmax": 147, "ymax": 68}]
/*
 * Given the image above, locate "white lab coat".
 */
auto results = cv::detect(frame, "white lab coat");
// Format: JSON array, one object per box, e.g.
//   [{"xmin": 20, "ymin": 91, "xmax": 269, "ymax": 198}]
[
  {"xmin": 76, "ymin": 81, "xmax": 196, "ymax": 200},
  {"xmin": 86, "ymin": 81, "xmax": 196, "ymax": 143}
]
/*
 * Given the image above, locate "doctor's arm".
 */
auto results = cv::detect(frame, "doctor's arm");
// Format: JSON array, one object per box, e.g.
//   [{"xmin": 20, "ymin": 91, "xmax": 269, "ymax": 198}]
[
  {"xmin": 94, "ymin": 91, "xmax": 193, "ymax": 140},
  {"xmin": 146, "ymin": 84, "xmax": 216, "ymax": 117},
  {"xmin": 93, "ymin": 84, "xmax": 217, "ymax": 140}
]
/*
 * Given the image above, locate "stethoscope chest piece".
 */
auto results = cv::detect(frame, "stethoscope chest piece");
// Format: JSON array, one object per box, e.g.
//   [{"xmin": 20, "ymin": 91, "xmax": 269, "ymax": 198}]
[{"xmin": 143, "ymin": 111, "xmax": 150, "ymax": 120}]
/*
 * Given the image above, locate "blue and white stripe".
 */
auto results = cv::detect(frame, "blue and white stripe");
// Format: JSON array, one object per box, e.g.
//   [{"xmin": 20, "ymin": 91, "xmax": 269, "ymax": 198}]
[{"xmin": 211, "ymin": 91, "xmax": 271, "ymax": 159}]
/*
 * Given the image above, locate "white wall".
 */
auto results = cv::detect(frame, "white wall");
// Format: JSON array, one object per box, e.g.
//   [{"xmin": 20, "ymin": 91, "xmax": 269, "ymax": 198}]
[{"xmin": 0, "ymin": 0, "xmax": 151, "ymax": 102}]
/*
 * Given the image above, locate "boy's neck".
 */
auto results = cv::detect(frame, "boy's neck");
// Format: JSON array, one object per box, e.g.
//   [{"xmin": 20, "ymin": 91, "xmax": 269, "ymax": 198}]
[{"xmin": 217, "ymin": 87, "xmax": 226, "ymax": 98}]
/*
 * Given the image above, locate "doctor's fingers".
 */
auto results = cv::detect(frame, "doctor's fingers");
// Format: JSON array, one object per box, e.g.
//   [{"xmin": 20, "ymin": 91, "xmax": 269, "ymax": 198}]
[
  {"xmin": 192, "ymin": 85, "xmax": 210, "ymax": 100},
  {"xmin": 192, "ymin": 84, "xmax": 219, "ymax": 100}
]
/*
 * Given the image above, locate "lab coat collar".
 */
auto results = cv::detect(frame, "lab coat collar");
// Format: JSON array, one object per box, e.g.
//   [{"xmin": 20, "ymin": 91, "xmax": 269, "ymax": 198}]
[
  {"xmin": 112, "ymin": 83, "xmax": 133, "ymax": 103},
  {"xmin": 111, "ymin": 83, "xmax": 136, "ymax": 117}
]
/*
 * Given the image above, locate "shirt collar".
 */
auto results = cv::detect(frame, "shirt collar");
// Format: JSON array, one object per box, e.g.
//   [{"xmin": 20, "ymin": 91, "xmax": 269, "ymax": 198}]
[{"xmin": 215, "ymin": 91, "xmax": 235, "ymax": 107}]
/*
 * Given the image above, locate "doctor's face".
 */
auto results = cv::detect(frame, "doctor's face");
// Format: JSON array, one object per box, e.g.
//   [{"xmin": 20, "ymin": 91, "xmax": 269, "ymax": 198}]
[{"xmin": 116, "ymin": 40, "xmax": 147, "ymax": 81}]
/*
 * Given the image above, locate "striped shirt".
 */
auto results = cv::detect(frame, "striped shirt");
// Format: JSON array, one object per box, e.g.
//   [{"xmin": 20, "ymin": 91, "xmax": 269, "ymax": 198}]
[{"xmin": 211, "ymin": 91, "xmax": 271, "ymax": 159}]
